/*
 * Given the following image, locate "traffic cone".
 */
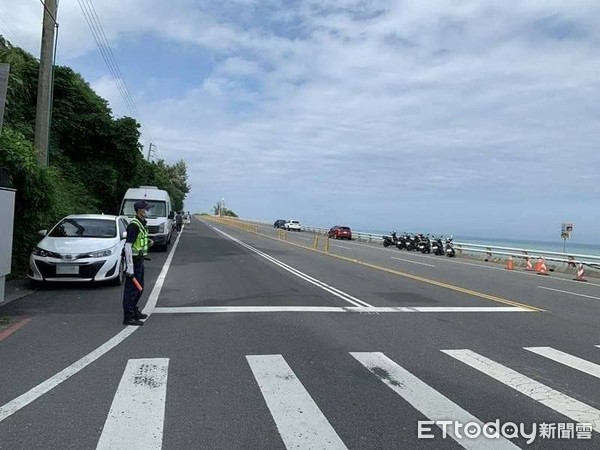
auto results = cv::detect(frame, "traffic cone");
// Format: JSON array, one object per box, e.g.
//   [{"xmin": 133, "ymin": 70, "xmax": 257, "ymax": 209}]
[
  {"xmin": 536, "ymin": 258, "xmax": 549, "ymax": 276},
  {"xmin": 524, "ymin": 257, "xmax": 534, "ymax": 271},
  {"xmin": 506, "ymin": 256, "xmax": 514, "ymax": 270},
  {"xmin": 574, "ymin": 263, "xmax": 587, "ymax": 282}
]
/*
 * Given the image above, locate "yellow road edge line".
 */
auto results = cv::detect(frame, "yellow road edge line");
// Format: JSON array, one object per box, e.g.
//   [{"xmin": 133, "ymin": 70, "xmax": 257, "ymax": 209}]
[{"xmin": 204, "ymin": 219, "xmax": 544, "ymax": 312}]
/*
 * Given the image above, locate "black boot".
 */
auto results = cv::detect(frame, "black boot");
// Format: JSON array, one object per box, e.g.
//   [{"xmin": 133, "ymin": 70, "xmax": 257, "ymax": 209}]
[
  {"xmin": 123, "ymin": 318, "xmax": 144, "ymax": 326},
  {"xmin": 134, "ymin": 310, "xmax": 148, "ymax": 320}
]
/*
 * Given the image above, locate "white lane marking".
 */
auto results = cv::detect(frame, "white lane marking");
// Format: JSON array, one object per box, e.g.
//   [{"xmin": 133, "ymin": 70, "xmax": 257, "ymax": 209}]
[
  {"xmin": 0, "ymin": 327, "xmax": 136, "ymax": 422},
  {"xmin": 442, "ymin": 349, "xmax": 600, "ymax": 433},
  {"xmin": 153, "ymin": 306, "xmax": 531, "ymax": 314},
  {"xmin": 0, "ymin": 227, "xmax": 182, "ymax": 423},
  {"xmin": 97, "ymin": 359, "xmax": 169, "ymax": 450},
  {"xmin": 143, "ymin": 229, "xmax": 184, "ymax": 313},
  {"xmin": 247, "ymin": 355, "xmax": 347, "ymax": 450},
  {"xmin": 332, "ymin": 244, "xmax": 352, "ymax": 250},
  {"xmin": 391, "ymin": 257, "xmax": 435, "ymax": 267},
  {"xmin": 525, "ymin": 347, "xmax": 600, "ymax": 379},
  {"xmin": 212, "ymin": 227, "xmax": 374, "ymax": 308},
  {"xmin": 538, "ymin": 286, "xmax": 600, "ymax": 300},
  {"xmin": 351, "ymin": 352, "xmax": 517, "ymax": 450}
]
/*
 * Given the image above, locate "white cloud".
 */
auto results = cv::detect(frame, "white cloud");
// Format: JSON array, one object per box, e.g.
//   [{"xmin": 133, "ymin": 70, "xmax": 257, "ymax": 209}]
[{"xmin": 3, "ymin": 0, "xmax": 600, "ymax": 239}]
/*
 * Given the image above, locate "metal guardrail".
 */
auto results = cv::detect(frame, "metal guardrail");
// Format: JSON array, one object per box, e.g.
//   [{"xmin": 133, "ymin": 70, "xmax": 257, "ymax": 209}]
[
  {"xmin": 239, "ymin": 218, "xmax": 600, "ymax": 269},
  {"xmin": 451, "ymin": 243, "xmax": 600, "ymax": 268}
]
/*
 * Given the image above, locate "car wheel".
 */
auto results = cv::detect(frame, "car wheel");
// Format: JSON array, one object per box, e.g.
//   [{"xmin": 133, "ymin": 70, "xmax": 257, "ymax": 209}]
[{"xmin": 111, "ymin": 257, "xmax": 125, "ymax": 286}]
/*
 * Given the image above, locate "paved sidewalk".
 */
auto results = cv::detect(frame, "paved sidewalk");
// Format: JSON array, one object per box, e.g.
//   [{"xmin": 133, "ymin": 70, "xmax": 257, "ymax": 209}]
[{"xmin": 1, "ymin": 277, "xmax": 35, "ymax": 307}]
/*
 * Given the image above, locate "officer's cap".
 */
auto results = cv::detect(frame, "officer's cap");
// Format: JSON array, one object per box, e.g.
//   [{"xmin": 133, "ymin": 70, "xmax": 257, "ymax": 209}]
[{"xmin": 134, "ymin": 200, "xmax": 153, "ymax": 211}]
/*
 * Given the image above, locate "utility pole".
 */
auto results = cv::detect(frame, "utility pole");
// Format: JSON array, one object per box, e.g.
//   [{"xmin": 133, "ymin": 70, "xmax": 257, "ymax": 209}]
[
  {"xmin": 147, "ymin": 142, "xmax": 156, "ymax": 161},
  {"xmin": 34, "ymin": 0, "xmax": 59, "ymax": 167}
]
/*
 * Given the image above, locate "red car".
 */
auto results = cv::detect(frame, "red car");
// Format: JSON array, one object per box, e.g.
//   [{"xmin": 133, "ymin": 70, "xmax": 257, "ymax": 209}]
[{"xmin": 328, "ymin": 226, "xmax": 352, "ymax": 240}]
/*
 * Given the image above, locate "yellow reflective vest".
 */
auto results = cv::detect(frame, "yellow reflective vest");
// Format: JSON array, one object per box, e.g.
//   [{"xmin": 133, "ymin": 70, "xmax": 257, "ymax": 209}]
[{"xmin": 130, "ymin": 217, "xmax": 149, "ymax": 257}]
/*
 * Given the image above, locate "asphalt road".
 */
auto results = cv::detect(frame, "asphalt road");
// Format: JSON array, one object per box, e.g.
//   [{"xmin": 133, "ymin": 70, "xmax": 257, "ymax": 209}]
[{"xmin": 0, "ymin": 216, "xmax": 599, "ymax": 449}]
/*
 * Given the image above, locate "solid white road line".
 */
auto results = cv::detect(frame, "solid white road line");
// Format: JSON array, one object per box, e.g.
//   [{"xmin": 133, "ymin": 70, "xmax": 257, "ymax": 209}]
[
  {"xmin": 0, "ymin": 327, "xmax": 137, "ymax": 422},
  {"xmin": 143, "ymin": 230, "xmax": 184, "ymax": 314},
  {"xmin": 391, "ymin": 257, "xmax": 435, "ymax": 267},
  {"xmin": 442, "ymin": 349, "xmax": 600, "ymax": 433},
  {"xmin": 212, "ymin": 227, "xmax": 374, "ymax": 308},
  {"xmin": 351, "ymin": 352, "xmax": 518, "ymax": 450},
  {"xmin": 524, "ymin": 347, "xmax": 600, "ymax": 380},
  {"xmin": 153, "ymin": 306, "xmax": 532, "ymax": 314},
  {"xmin": 246, "ymin": 355, "xmax": 348, "ymax": 450},
  {"xmin": 0, "ymin": 227, "xmax": 183, "ymax": 423},
  {"xmin": 96, "ymin": 359, "xmax": 169, "ymax": 450},
  {"xmin": 538, "ymin": 286, "xmax": 600, "ymax": 300}
]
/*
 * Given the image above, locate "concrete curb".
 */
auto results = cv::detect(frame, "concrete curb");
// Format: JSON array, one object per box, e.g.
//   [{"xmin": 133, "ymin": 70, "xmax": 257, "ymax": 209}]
[{"xmin": 0, "ymin": 278, "xmax": 35, "ymax": 307}]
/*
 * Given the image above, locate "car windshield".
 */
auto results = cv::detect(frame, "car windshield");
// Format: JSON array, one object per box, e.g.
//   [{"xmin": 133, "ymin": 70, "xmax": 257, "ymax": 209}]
[
  {"xmin": 49, "ymin": 218, "xmax": 117, "ymax": 238},
  {"xmin": 121, "ymin": 200, "xmax": 167, "ymax": 218}
]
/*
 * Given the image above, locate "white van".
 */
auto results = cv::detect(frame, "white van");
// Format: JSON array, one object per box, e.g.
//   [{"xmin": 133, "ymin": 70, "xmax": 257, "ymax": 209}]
[{"xmin": 120, "ymin": 186, "xmax": 175, "ymax": 251}]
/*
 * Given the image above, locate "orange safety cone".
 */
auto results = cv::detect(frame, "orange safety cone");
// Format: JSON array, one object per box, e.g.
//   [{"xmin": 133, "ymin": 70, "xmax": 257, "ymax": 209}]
[
  {"xmin": 536, "ymin": 258, "xmax": 549, "ymax": 276},
  {"xmin": 524, "ymin": 257, "xmax": 534, "ymax": 271},
  {"xmin": 574, "ymin": 263, "xmax": 587, "ymax": 282},
  {"xmin": 506, "ymin": 256, "xmax": 515, "ymax": 270}
]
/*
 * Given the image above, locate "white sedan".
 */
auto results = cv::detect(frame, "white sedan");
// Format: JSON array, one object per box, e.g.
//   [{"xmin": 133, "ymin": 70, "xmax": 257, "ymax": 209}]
[
  {"xmin": 284, "ymin": 220, "xmax": 302, "ymax": 231},
  {"xmin": 28, "ymin": 214, "xmax": 129, "ymax": 285}
]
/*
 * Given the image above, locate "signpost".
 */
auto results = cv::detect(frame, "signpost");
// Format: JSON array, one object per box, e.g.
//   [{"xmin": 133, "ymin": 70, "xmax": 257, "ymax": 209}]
[
  {"xmin": 561, "ymin": 223, "xmax": 573, "ymax": 253},
  {"xmin": 0, "ymin": 63, "xmax": 15, "ymax": 305}
]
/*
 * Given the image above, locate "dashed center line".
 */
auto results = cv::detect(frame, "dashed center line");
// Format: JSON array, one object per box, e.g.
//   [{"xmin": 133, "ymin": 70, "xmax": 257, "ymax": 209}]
[
  {"xmin": 391, "ymin": 257, "xmax": 435, "ymax": 267},
  {"xmin": 538, "ymin": 286, "xmax": 600, "ymax": 300}
]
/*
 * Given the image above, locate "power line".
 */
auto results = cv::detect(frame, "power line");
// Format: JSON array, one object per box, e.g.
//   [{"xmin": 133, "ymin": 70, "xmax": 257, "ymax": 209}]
[
  {"xmin": 75, "ymin": 0, "xmax": 154, "ymax": 145},
  {"xmin": 83, "ymin": 0, "xmax": 142, "ymax": 121}
]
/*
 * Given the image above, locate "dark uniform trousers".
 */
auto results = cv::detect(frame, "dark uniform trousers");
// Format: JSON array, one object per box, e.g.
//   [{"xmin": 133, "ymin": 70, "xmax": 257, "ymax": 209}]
[{"xmin": 123, "ymin": 257, "xmax": 145, "ymax": 320}]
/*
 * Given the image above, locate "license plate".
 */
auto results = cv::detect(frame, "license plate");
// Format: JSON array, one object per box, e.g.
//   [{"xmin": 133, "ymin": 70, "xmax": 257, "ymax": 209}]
[{"xmin": 56, "ymin": 265, "xmax": 79, "ymax": 275}]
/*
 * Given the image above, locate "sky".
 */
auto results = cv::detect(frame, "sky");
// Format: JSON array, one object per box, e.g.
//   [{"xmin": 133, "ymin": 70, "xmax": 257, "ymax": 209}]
[{"xmin": 2, "ymin": 0, "xmax": 600, "ymax": 242}]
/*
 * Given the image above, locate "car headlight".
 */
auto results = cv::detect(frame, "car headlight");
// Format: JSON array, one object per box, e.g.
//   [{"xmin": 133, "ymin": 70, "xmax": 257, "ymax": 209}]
[
  {"xmin": 158, "ymin": 223, "xmax": 165, "ymax": 233},
  {"xmin": 89, "ymin": 248, "xmax": 113, "ymax": 258},
  {"xmin": 32, "ymin": 247, "xmax": 60, "ymax": 258}
]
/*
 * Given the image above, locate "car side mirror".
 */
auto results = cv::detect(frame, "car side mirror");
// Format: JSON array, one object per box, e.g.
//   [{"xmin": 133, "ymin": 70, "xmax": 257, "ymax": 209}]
[
  {"xmin": 169, "ymin": 211, "xmax": 175, "ymax": 219},
  {"xmin": 121, "ymin": 231, "xmax": 127, "ymax": 240},
  {"xmin": 38, "ymin": 229, "xmax": 47, "ymax": 237}
]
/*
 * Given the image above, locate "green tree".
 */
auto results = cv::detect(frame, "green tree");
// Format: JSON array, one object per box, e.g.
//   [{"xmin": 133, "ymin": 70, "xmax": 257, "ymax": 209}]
[{"xmin": 0, "ymin": 38, "xmax": 191, "ymax": 274}]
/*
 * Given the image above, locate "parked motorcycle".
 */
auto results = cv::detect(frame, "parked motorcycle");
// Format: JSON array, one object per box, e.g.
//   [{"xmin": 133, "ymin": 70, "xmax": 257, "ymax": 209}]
[
  {"xmin": 382, "ymin": 231, "xmax": 399, "ymax": 248},
  {"xmin": 445, "ymin": 236, "xmax": 456, "ymax": 257},
  {"xmin": 405, "ymin": 234, "xmax": 419, "ymax": 251},
  {"xmin": 418, "ymin": 235, "xmax": 432, "ymax": 254},
  {"xmin": 431, "ymin": 236, "xmax": 445, "ymax": 256}
]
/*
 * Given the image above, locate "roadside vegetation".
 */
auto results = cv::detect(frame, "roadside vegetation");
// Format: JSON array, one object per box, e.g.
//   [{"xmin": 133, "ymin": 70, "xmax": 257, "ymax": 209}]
[{"xmin": 0, "ymin": 38, "xmax": 190, "ymax": 275}]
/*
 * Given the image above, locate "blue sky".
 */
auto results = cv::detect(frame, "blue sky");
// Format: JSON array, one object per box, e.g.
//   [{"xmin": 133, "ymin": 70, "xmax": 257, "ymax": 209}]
[{"xmin": 3, "ymin": 0, "xmax": 600, "ymax": 242}]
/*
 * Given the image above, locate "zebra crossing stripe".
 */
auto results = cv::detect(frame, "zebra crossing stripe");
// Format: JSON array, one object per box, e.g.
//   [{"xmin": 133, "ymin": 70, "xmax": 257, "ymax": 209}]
[
  {"xmin": 246, "ymin": 355, "xmax": 348, "ymax": 450},
  {"xmin": 442, "ymin": 350, "xmax": 600, "ymax": 433},
  {"xmin": 351, "ymin": 352, "xmax": 518, "ymax": 450},
  {"xmin": 525, "ymin": 347, "xmax": 600, "ymax": 380},
  {"xmin": 96, "ymin": 359, "xmax": 169, "ymax": 450}
]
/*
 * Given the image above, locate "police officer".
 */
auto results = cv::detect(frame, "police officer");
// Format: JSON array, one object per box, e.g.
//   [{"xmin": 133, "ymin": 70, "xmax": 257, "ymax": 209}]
[{"xmin": 122, "ymin": 200, "xmax": 153, "ymax": 326}]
